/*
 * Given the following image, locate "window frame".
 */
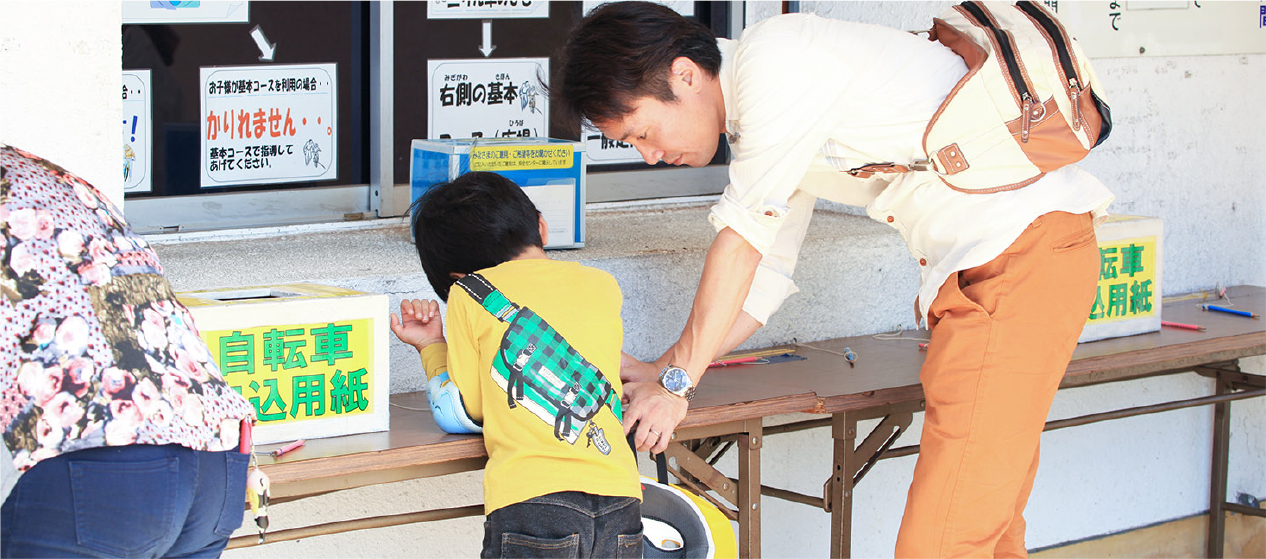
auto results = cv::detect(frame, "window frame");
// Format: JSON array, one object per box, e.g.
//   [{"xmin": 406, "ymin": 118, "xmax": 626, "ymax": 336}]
[{"xmin": 125, "ymin": 1, "xmax": 742, "ymax": 234}]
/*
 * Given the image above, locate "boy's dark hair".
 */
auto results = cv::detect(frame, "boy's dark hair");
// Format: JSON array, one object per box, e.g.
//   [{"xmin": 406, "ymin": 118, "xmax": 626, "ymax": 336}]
[
  {"xmin": 410, "ymin": 171, "xmax": 542, "ymax": 301},
  {"xmin": 552, "ymin": 0, "xmax": 721, "ymax": 132}
]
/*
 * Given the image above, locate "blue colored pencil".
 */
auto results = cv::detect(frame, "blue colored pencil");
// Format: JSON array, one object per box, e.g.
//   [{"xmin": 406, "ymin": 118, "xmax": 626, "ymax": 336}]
[{"xmin": 1201, "ymin": 304, "xmax": 1260, "ymax": 319}]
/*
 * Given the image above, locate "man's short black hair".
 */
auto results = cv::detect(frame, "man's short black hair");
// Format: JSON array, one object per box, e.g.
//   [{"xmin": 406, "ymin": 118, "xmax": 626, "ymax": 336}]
[
  {"xmin": 410, "ymin": 171, "xmax": 542, "ymax": 301},
  {"xmin": 552, "ymin": 0, "xmax": 721, "ymax": 132}
]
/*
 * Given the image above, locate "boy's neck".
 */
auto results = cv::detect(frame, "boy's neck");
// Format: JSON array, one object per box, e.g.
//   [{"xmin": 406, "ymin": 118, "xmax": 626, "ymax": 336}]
[{"xmin": 511, "ymin": 245, "xmax": 549, "ymax": 261}]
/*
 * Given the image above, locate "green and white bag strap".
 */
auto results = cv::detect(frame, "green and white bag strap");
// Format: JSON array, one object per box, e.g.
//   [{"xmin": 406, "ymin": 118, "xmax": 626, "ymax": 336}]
[{"xmin": 454, "ymin": 273, "xmax": 519, "ymax": 323}]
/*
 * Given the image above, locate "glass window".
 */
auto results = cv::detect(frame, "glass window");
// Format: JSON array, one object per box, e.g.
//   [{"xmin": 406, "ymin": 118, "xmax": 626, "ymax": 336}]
[
  {"xmin": 122, "ymin": 1, "xmax": 735, "ymax": 231},
  {"xmin": 121, "ymin": 1, "xmax": 369, "ymax": 199}
]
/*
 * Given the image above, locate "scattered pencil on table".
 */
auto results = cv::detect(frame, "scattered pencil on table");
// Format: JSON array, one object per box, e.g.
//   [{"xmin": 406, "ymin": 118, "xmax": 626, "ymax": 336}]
[
  {"xmin": 271, "ymin": 439, "xmax": 305, "ymax": 458},
  {"xmin": 1200, "ymin": 304, "xmax": 1260, "ymax": 319},
  {"xmin": 708, "ymin": 355, "xmax": 761, "ymax": 368},
  {"xmin": 1161, "ymin": 320, "xmax": 1206, "ymax": 332},
  {"xmin": 843, "ymin": 347, "xmax": 857, "ymax": 367}
]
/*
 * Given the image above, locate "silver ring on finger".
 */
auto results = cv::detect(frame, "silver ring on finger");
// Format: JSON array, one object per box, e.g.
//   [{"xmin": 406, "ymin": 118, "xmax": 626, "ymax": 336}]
[{"xmin": 649, "ymin": 430, "xmax": 660, "ymax": 437}]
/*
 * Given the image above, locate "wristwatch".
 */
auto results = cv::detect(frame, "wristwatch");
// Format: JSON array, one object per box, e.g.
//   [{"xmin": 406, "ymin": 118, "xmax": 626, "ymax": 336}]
[{"xmin": 658, "ymin": 365, "xmax": 696, "ymax": 401}]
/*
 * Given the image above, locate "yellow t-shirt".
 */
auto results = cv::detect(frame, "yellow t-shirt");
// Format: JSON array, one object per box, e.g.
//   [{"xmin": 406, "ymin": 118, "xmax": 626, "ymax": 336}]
[{"xmin": 420, "ymin": 258, "xmax": 640, "ymax": 514}]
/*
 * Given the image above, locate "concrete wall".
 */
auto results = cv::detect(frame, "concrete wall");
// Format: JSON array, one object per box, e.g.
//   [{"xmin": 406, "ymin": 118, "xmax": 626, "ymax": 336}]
[{"xmin": 0, "ymin": 0, "xmax": 122, "ymax": 207}]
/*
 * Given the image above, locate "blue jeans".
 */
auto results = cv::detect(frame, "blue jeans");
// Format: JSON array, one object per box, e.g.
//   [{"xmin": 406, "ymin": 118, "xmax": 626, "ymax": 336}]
[
  {"xmin": 1, "ymin": 444, "xmax": 250, "ymax": 558},
  {"xmin": 482, "ymin": 491, "xmax": 642, "ymax": 558}
]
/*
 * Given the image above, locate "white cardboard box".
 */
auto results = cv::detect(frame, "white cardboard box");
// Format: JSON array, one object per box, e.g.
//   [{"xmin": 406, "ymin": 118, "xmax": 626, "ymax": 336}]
[
  {"xmin": 177, "ymin": 283, "xmax": 389, "ymax": 444},
  {"xmin": 1079, "ymin": 215, "xmax": 1163, "ymax": 343}
]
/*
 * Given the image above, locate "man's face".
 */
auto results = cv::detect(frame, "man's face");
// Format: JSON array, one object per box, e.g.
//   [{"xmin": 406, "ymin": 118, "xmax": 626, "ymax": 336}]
[{"xmin": 596, "ymin": 92, "xmax": 722, "ymax": 168}]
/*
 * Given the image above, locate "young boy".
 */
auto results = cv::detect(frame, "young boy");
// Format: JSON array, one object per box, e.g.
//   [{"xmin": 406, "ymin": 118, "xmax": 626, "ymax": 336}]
[{"xmin": 389, "ymin": 172, "xmax": 642, "ymax": 558}]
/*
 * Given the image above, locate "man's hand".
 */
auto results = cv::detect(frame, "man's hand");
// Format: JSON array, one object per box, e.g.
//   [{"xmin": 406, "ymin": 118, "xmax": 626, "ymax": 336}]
[
  {"xmin": 389, "ymin": 299, "xmax": 445, "ymax": 351},
  {"xmin": 620, "ymin": 352, "xmax": 660, "ymax": 384},
  {"xmin": 621, "ymin": 381, "xmax": 688, "ymax": 454}
]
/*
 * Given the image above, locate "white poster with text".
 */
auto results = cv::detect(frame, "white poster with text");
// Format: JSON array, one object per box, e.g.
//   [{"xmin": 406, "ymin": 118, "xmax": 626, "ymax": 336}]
[
  {"xmin": 123, "ymin": 1, "xmax": 250, "ymax": 24},
  {"xmin": 123, "ymin": 69, "xmax": 153, "ymax": 193},
  {"xmin": 200, "ymin": 63, "xmax": 338, "ymax": 188},
  {"xmin": 581, "ymin": 122, "xmax": 644, "ymax": 165},
  {"xmin": 427, "ymin": 0, "xmax": 549, "ymax": 19},
  {"xmin": 427, "ymin": 58, "xmax": 548, "ymax": 140}
]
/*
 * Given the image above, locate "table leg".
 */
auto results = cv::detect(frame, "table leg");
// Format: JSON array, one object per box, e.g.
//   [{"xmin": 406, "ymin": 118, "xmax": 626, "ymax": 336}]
[
  {"xmin": 669, "ymin": 419, "xmax": 763, "ymax": 557},
  {"xmin": 830, "ymin": 412, "xmax": 856, "ymax": 558},
  {"xmin": 1207, "ymin": 375, "xmax": 1231, "ymax": 558},
  {"xmin": 825, "ymin": 404, "xmax": 918, "ymax": 558},
  {"xmin": 738, "ymin": 418, "xmax": 763, "ymax": 558}
]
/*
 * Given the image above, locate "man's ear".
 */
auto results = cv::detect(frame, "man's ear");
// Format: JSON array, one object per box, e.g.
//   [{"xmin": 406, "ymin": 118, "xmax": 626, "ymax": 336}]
[
  {"xmin": 670, "ymin": 57, "xmax": 699, "ymax": 89},
  {"xmin": 538, "ymin": 214, "xmax": 549, "ymax": 247}
]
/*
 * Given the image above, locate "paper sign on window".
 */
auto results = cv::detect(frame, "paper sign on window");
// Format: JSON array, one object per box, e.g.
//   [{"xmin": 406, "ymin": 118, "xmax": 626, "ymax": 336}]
[
  {"xmin": 427, "ymin": 58, "xmax": 548, "ymax": 141},
  {"xmin": 123, "ymin": 69, "xmax": 153, "ymax": 193},
  {"xmin": 199, "ymin": 63, "xmax": 338, "ymax": 188}
]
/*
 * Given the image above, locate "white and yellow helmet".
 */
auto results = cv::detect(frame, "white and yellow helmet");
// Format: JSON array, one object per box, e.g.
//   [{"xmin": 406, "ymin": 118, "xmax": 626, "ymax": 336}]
[{"xmin": 640, "ymin": 476, "xmax": 737, "ymax": 558}]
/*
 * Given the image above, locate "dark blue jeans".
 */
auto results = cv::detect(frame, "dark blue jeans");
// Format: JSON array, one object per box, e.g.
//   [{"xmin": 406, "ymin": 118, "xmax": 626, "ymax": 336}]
[
  {"xmin": 482, "ymin": 491, "xmax": 642, "ymax": 558},
  {"xmin": 1, "ymin": 444, "xmax": 250, "ymax": 558}
]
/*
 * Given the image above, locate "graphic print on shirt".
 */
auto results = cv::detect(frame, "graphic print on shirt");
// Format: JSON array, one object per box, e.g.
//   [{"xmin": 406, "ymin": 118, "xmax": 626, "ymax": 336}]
[{"xmin": 454, "ymin": 273, "xmax": 621, "ymax": 454}]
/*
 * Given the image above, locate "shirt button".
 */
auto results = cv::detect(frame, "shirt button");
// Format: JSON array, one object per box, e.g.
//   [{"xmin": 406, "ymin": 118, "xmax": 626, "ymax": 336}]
[
  {"xmin": 919, "ymin": 258, "xmax": 927, "ymax": 266},
  {"xmin": 886, "ymin": 216, "xmax": 895, "ymax": 223}
]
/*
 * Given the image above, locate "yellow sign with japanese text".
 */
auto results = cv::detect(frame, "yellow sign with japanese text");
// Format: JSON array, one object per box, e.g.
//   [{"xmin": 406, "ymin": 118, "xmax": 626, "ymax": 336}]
[
  {"xmin": 203, "ymin": 319, "xmax": 375, "ymax": 426},
  {"xmin": 470, "ymin": 144, "xmax": 572, "ymax": 171},
  {"xmin": 1087, "ymin": 236, "xmax": 1157, "ymax": 325}
]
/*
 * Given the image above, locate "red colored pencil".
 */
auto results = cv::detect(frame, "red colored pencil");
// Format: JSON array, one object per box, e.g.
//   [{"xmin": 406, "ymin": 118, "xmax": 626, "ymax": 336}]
[
  {"xmin": 271, "ymin": 439, "xmax": 306, "ymax": 458},
  {"xmin": 1162, "ymin": 320, "xmax": 1206, "ymax": 332}
]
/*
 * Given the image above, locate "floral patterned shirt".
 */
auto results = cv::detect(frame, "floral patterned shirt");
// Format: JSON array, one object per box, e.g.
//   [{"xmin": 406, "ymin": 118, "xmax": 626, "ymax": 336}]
[{"xmin": 0, "ymin": 145, "xmax": 255, "ymax": 480}]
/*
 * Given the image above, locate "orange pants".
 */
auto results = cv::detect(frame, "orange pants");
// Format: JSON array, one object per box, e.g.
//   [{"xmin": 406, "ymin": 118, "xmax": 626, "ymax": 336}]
[{"xmin": 895, "ymin": 211, "xmax": 1100, "ymax": 558}]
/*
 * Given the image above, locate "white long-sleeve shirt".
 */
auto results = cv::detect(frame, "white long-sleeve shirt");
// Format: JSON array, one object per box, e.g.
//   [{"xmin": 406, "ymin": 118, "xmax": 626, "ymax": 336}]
[{"xmin": 708, "ymin": 14, "xmax": 1114, "ymax": 324}]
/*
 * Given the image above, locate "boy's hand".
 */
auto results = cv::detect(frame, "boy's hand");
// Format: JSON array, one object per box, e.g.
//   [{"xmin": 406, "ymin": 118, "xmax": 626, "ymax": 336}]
[{"xmin": 390, "ymin": 299, "xmax": 445, "ymax": 351}]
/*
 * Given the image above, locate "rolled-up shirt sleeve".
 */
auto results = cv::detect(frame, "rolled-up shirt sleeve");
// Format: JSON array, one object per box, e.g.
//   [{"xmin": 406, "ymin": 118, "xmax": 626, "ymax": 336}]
[
  {"xmin": 723, "ymin": 189, "xmax": 818, "ymax": 324},
  {"xmin": 709, "ymin": 26, "xmax": 851, "ymax": 256},
  {"xmin": 708, "ymin": 21, "xmax": 854, "ymax": 322},
  {"xmin": 707, "ymin": 190, "xmax": 786, "ymax": 256}
]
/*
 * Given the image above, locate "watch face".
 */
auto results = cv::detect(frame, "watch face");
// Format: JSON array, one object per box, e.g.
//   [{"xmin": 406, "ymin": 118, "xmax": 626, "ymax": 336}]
[{"xmin": 663, "ymin": 368, "xmax": 689, "ymax": 392}]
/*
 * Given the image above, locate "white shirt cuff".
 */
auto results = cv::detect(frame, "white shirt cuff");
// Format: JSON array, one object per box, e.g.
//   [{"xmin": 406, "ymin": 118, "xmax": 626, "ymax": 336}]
[{"xmin": 742, "ymin": 263, "xmax": 799, "ymax": 325}]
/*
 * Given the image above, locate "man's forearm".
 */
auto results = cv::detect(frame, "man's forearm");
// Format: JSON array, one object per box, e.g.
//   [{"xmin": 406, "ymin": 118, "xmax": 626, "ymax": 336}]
[
  {"xmin": 661, "ymin": 227, "xmax": 763, "ymax": 383},
  {"xmin": 717, "ymin": 311, "xmax": 762, "ymax": 358},
  {"xmin": 654, "ymin": 311, "xmax": 760, "ymax": 369}
]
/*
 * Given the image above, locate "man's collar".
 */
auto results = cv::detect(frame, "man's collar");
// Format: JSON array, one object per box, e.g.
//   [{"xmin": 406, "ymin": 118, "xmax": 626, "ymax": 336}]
[{"xmin": 717, "ymin": 38, "xmax": 740, "ymax": 144}]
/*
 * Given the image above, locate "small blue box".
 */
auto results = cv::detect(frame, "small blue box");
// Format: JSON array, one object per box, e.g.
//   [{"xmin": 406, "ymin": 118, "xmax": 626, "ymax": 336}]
[{"xmin": 410, "ymin": 138, "xmax": 586, "ymax": 249}]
